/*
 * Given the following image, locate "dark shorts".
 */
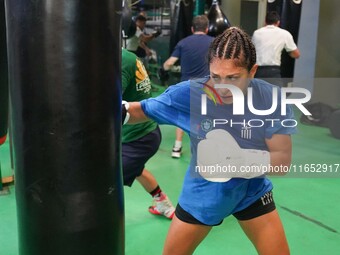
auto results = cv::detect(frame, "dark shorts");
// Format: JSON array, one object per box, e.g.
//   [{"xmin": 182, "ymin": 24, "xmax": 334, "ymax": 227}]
[
  {"xmin": 122, "ymin": 126, "xmax": 161, "ymax": 186},
  {"xmin": 175, "ymin": 190, "xmax": 276, "ymax": 226},
  {"xmin": 255, "ymin": 66, "xmax": 284, "ymax": 87}
]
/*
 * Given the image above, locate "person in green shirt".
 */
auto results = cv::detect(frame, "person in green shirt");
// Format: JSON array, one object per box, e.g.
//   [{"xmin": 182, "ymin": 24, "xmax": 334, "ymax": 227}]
[{"xmin": 122, "ymin": 49, "xmax": 175, "ymax": 219}]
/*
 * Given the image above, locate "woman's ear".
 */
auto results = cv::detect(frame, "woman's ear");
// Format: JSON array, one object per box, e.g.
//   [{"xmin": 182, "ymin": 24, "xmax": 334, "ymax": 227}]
[{"xmin": 249, "ymin": 64, "xmax": 258, "ymax": 78}]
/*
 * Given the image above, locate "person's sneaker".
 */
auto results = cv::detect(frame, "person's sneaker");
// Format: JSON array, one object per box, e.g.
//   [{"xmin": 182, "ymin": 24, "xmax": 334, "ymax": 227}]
[
  {"xmin": 148, "ymin": 192, "xmax": 175, "ymax": 219},
  {"xmin": 171, "ymin": 146, "xmax": 182, "ymax": 158}
]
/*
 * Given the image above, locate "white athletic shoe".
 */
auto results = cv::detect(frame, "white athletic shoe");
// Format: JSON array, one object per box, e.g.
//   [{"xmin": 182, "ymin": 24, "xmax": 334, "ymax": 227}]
[
  {"xmin": 148, "ymin": 192, "xmax": 175, "ymax": 219},
  {"xmin": 171, "ymin": 146, "xmax": 182, "ymax": 158}
]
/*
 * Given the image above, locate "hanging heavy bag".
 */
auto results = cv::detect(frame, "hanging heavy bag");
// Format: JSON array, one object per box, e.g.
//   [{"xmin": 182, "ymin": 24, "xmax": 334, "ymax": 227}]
[
  {"xmin": 267, "ymin": 0, "xmax": 302, "ymax": 79},
  {"xmin": 0, "ymin": 0, "xmax": 8, "ymax": 146},
  {"xmin": 121, "ymin": 0, "xmax": 136, "ymax": 39},
  {"xmin": 169, "ymin": 0, "xmax": 194, "ymax": 55},
  {"xmin": 267, "ymin": 0, "xmax": 283, "ymax": 14},
  {"xmin": 207, "ymin": 0, "xmax": 231, "ymax": 37},
  {"xmin": 280, "ymin": 0, "xmax": 302, "ymax": 79},
  {"xmin": 5, "ymin": 0, "xmax": 124, "ymax": 254}
]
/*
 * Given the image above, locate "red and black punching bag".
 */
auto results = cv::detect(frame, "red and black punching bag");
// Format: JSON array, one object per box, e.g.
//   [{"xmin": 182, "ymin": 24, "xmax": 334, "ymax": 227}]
[
  {"xmin": 207, "ymin": 0, "xmax": 231, "ymax": 37},
  {"xmin": 5, "ymin": 1, "xmax": 124, "ymax": 255},
  {"xmin": 0, "ymin": 0, "xmax": 8, "ymax": 146}
]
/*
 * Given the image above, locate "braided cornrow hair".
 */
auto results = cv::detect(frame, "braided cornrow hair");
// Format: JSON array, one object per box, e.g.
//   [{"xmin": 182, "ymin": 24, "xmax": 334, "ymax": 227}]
[{"xmin": 208, "ymin": 27, "xmax": 256, "ymax": 71}]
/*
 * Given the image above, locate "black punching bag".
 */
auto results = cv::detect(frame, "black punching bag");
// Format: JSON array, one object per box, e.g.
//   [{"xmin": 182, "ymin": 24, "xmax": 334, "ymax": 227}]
[
  {"xmin": 267, "ymin": 0, "xmax": 302, "ymax": 78},
  {"xmin": 267, "ymin": 0, "xmax": 283, "ymax": 14},
  {"xmin": 207, "ymin": 0, "xmax": 231, "ymax": 37},
  {"xmin": 121, "ymin": 0, "xmax": 136, "ymax": 39},
  {"xmin": 5, "ymin": 1, "xmax": 124, "ymax": 255},
  {"xmin": 0, "ymin": 0, "xmax": 8, "ymax": 146},
  {"xmin": 169, "ymin": 0, "xmax": 194, "ymax": 55}
]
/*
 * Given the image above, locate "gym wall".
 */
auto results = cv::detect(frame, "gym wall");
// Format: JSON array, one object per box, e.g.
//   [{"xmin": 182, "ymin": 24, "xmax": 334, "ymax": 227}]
[{"xmin": 312, "ymin": 0, "xmax": 340, "ymax": 108}]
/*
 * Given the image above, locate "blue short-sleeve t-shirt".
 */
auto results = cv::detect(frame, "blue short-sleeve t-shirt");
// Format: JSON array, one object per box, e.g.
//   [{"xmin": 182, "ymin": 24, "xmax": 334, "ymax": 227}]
[
  {"xmin": 172, "ymin": 34, "xmax": 214, "ymax": 81},
  {"xmin": 141, "ymin": 78, "xmax": 296, "ymax": 225}
]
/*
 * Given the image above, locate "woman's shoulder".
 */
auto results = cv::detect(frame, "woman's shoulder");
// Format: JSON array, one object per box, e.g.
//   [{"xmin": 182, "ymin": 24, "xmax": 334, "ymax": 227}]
[
  {"xmin": 250, "ymin": 79, "xmax": 282, "ymax": 107},
  {"xmin": 251, "ymin": 78, "xmax": 280, "ymax": 92}
]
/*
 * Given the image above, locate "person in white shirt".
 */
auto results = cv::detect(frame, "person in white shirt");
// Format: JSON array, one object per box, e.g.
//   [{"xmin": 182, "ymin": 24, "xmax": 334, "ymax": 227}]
[
  {"xmin": 126, "ymin": 14, "xmax": 159, "ymax": 59},
  {"xmin": 252, "ymin": 11, "xmax": 300, "ymax": 87}
]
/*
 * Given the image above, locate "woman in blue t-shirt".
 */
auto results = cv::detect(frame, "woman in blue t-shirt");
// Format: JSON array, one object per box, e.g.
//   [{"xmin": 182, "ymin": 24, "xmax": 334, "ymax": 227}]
[{"xmin": 123, "ymin": 27, "xmax": 294, "ymax": 255}]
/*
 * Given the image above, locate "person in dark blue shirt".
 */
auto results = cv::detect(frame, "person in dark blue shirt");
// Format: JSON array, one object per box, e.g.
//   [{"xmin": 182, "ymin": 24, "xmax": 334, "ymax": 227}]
[{"xmin": 162, "ymin": 15, "xmax": 214, "ymax": 158}]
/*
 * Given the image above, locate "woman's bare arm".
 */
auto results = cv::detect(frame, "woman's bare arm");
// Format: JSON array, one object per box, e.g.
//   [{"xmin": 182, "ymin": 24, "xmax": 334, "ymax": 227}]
[{"xmin": 126, "ymin": 102, "xmax": 150, "ymax": 124}]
